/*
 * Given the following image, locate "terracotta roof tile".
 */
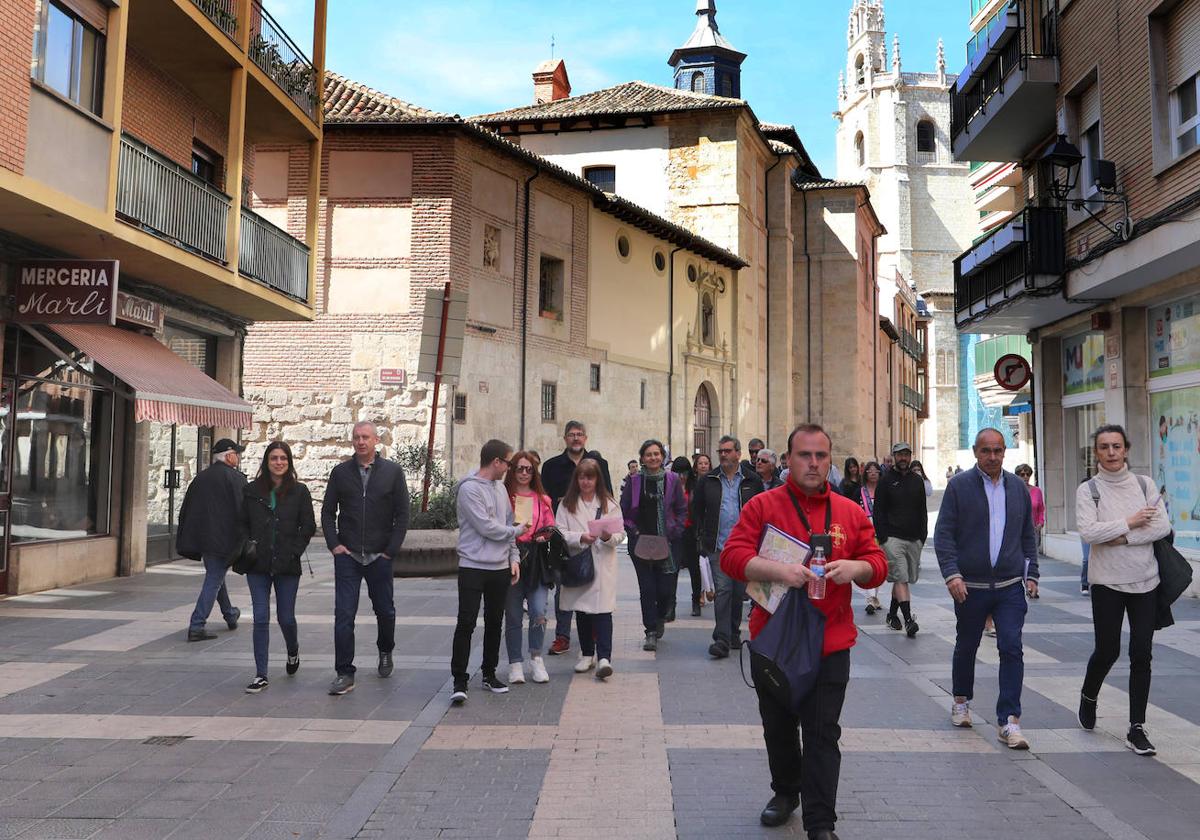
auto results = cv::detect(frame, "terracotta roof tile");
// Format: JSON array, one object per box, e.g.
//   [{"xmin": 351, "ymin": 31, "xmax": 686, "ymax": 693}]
[
  {"xmin": 471, "ymin": 80, "xmax": 745, "ymax": 123},
  {"xmin": 323, "ymin": 72, "xmax": 459, "ymax": 124}
]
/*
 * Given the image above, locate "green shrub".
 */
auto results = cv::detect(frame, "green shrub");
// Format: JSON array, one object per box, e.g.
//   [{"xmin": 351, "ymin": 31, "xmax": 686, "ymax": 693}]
[{"xmin": 393, "ymin": 444, "xmax": 458, "ymax": 530}]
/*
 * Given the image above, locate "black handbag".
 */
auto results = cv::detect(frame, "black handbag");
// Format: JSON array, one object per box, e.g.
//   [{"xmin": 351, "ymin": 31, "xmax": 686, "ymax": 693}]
[
  {"xmin": 532, "ymin": 526, "xmax": 570, "ymax": 586},
  {"xmin": 561, "ymin": 508, "xmax": 603, "ymax": 587},
  {"xmin": 231, "ymin": 536, "xmax": 257, "ymax": 575},
  {"xmin": 746, "ymin": 587, "xmax": 826, "ymax": 715},
  {"xmin": 1153, "ymin": 535, "xmax": 1193, "ymax": 630}
]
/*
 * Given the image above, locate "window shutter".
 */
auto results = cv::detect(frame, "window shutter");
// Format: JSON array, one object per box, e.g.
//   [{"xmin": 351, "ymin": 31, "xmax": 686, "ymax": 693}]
[
  {"xmin": 1166, "ymin": 0, "xmax": 1200, "ymax": 86},
  {"xmin": 1078, "ymin": 82, "xmax": 1101, "ymax": 132},
  {"xmin": 57, "ymin": 0, "xmax": 109, "ymax": 34}
]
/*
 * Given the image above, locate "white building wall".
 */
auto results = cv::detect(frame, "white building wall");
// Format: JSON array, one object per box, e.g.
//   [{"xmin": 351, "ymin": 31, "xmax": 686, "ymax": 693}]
[{"xmin": 520, "ymin": 128, "xmax": 671, "ymax": 215}]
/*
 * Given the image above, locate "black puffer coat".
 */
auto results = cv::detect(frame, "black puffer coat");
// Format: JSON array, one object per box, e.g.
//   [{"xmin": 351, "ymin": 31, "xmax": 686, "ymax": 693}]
[{"xmin": 239, "ymin": 481, "xmax": 317, "ymax": 576}]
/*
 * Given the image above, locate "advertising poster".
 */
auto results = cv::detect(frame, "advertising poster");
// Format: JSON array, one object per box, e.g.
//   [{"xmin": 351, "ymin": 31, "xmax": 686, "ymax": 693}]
[
  {"xmin": 1148, "ymin": 295, "xmax": 1200, "ymax": 378},
  {"xmin": 1063, "ymin": 333, "xmax": 1104, "ymax": 396},
  {"xmin": 1150, "ymin": 386, "xmax": 1200, "ymax": 552}
]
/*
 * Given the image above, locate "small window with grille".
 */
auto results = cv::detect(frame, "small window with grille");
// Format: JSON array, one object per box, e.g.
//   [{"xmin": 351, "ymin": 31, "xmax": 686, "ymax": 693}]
[
  {"xmin": 589, "ymin": 364, "xmax": 601, "ymax": 393},
  {"xmin": 453, "ymin": 392, "xmax": 467, "ymax": 423},
  {"xmin": 541, "ymin": 382, "xmax": 557, "ymax": 422}
]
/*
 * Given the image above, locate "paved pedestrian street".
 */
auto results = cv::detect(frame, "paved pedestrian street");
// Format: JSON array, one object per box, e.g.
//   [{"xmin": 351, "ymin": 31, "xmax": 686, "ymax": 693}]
[{"xmin": 1, "ymin": 549, "xmax": 1199, "ymax": 840}]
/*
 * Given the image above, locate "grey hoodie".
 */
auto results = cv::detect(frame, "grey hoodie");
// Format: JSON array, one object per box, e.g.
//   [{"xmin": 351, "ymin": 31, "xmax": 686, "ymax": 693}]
[{"xmin": 455, "ymin": 469, "xmax": 520, "ymax": 571}]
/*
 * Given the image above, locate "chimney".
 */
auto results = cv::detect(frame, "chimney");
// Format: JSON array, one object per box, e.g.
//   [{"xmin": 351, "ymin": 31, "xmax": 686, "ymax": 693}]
[{"xmin": 533, "ymin": 59, "xmax": 571, "ymax": 104}]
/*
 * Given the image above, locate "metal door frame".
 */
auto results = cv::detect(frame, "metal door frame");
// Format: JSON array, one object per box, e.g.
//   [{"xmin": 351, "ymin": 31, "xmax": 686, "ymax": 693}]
[{"xmin": 0, "ymin": 376, "xmax": 15, "ymax": 593}]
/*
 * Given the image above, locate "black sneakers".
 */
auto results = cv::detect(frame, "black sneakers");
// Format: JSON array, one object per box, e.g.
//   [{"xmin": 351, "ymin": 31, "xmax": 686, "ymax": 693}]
[
  {"xmin": 904, "ymin": 617, "xmax": 920, "ymax": 638},
  {"xmin": 1078, "ymin": 693, "xmax": 1097, "ymax": 730},
  {"xmin": 481, "ymin": 673, "xmax": 509, "ymax": 694},
  {"xmin": 244, "ymin": 676, "xmax": 268, "ymax": 694},
  {"xmin": 378, "ymin": 651, "xmax": 394, "ymax": 678},
  {"xmin": 759, "ymin": 793, "xmax": 799, "ymax": 827},
  {"xmin": 286, "ymin": 653, "xmax": 300, "ymax": 676},
  {"xmin": 225, "ymin": 607, "xmax": 241, "ymax": 630},
  {"xmin": 450, "ymin": 682, "xmax": 468, "ymax": 705},
  {"xmin": 1126, "ymin": 724, "xmax": 1156, "ymax": 756},
  {"xmin": 708, "ymin": 640, "xmax": 730, "ymax": 659},
  {"xmin": 328, "ymin": 674, "xmax": 355, "ymax": 695}
]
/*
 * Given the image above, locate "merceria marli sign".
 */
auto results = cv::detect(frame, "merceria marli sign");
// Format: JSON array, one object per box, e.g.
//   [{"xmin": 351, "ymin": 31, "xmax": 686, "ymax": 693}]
[{"xmin": 12, "ymin": 259, "xmax": 120, "ymax": 325}]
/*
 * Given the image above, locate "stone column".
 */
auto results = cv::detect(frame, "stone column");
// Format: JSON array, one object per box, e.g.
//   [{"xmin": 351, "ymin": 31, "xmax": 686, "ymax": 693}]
[{"xmin": 766, "ymin": 160, "xmax": 795, "ymax": 447}]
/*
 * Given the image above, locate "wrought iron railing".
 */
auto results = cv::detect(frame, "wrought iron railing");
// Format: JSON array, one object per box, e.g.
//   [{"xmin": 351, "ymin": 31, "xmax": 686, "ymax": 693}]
[
  {"xmin": 901, "ymin": 385, "xmax": 926, "ymax": 412},
  {"xmin": 900, "ymin": 328, "xmax": 925, "ymax": 362},
  {"xmin": 951, "ymin": 0, "xmax": 1058, "ymax": 141},
  {"xmin": 116, "ymin": 135, "xmax": 230, "ymax": 263},
  {"xmin": 239, "ymin": 208, "xmax": 310, "ymax": 300},
  {"xmin": 953, "ymin": 205, "xmax": 1065, "ymax": 321},
  {"xmin": 249, "ymin": 0, "xmax": 318, "ymax": 119},
  {"xmin": 192, "ymin": 0, "xmax": 238, "ymax": 41}
]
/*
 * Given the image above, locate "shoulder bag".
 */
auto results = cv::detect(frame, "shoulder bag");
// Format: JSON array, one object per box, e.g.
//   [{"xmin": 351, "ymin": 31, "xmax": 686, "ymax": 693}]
[
  {"xmin": 632, "ymin": 474, "xmax": 671, "ymax": 561},
  {"xmin": 561, "ymin": 507, "xmax": 602, "ymax": 587}
]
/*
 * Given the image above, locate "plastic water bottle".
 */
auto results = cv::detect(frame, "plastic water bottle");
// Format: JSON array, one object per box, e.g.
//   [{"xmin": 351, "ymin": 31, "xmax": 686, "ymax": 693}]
[{"xmin": 808, "ymin": 547, "xmax": 827, "ymax": 600}]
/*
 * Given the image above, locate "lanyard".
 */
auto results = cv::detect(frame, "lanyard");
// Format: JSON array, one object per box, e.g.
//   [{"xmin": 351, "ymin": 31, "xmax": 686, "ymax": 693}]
[{"xmin": 786, "ymin": 485, "xmax": 832, "ymax": 537}]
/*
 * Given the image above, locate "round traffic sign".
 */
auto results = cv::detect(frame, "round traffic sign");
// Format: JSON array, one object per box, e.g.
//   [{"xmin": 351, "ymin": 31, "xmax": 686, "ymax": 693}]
[{"xmin": 994, "ymin": 353, "xmax": 1032, "ymax": 391}]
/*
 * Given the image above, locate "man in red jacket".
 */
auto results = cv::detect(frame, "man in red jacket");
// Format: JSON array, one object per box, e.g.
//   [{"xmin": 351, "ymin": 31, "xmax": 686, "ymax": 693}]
[{"xmin": 722, "ymin": 424, "xmax": 887, "ymax": 837}]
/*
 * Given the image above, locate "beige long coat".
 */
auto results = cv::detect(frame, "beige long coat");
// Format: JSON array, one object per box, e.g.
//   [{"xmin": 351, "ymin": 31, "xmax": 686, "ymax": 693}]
[{"xmin": 556, "ymin": 496, "xmax": 625, "ymax": 614}]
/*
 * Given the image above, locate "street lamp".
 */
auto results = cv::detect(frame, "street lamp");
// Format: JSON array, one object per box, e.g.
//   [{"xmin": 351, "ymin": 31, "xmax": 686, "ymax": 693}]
[{"xmin": 1041, "ymin": 133, "xmax": 1083, "ymax": 202}]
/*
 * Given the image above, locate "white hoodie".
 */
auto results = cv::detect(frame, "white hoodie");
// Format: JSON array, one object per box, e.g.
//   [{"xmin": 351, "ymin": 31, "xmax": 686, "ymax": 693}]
[{"xmin": 455, "ymin": 470, "xmax": 520, "ymax": 571}]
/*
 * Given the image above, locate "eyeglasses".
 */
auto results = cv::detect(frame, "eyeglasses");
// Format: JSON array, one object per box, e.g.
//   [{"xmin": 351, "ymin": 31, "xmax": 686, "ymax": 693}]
[{"xmin": 515, "ymin": 465, "xmax": 533, "ymax": 473}]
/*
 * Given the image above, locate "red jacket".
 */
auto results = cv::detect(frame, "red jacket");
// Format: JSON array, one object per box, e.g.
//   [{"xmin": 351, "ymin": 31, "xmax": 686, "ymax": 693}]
[{"xmin": 720, "ymin": 480, "xmax": 887, "ymax": 657}]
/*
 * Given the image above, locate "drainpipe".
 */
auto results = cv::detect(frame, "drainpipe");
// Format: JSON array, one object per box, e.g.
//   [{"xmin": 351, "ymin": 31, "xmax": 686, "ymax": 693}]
[
  {"xmin": 802, "ymin": 190, "xmax": 812, "ymax": 413},
  {"xmin": 763, "ymin": 153, "xmax": 782, "ymax": 439},
  {"xmin": 668, "ymin": 243, "xmax": 687, "ymax": 454},
  {"xmin": 518, "ymin": 166, "xmax": 541, "ymax": 448}
]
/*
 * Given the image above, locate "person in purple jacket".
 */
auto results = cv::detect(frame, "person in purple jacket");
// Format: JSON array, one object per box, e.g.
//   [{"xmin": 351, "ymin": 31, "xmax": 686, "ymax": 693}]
[{"xmin": 621, "ymin": 439, "xmax": 687, "ymax": 652}]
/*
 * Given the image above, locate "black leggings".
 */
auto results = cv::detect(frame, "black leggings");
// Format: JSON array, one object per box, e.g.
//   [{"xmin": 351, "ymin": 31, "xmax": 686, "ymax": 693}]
[{"xmin": 1082, "ymin": 584, "xmax": 1157, "ymax": 725}]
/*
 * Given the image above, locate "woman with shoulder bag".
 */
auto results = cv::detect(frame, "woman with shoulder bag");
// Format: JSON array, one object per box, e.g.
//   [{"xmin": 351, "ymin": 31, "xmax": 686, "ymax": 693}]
[
  {"xmin": 621, "ymin": 439, "xmax": 687, "ymax": 652},
  {"xmin": 857, "ymin": 461, "xmax": 884, "ymax": 616},
  {"xmin": 1075, "ymin": 424, "xmax": 1172, "ymax": 756},
  {"xmin": 239, "ymin": 441, "xmax": 316, "ymax": 694},
  {"xmin": 556, "ymin": 459, "xmax": 624, "ymax": 678},
  {"xmin": 503, "ymin": 451, "xmax": 554, "ymax": 685}
]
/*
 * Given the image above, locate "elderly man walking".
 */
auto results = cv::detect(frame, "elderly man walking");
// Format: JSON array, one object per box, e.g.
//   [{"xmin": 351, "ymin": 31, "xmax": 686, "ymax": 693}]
[
  {"xmin": 179, "ymin": 438, "xmax": 246, "ymax": 641},
  {"xmin": 934, "ymin": 428, "xmax": 1039, "ymax": 749},
  {"xmin": 321, "ymin": 422, "xmax": 411, "ymax": 696}
]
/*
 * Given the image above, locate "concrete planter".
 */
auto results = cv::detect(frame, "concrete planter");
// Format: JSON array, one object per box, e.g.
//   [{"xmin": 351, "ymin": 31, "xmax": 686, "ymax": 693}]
[{"xmin": 393, "ymin": 529, "xmax": 458, "ymax": 578}]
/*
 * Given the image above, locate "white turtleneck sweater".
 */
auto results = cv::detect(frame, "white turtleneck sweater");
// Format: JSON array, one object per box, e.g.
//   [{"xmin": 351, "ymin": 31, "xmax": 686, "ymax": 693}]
[{"xmin": 1075, "ymin": 466, "xmax": 1172, "ymax": 593}]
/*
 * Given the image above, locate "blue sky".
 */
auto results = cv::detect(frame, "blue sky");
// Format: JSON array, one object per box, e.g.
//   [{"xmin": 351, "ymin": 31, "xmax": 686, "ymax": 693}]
[{"xmin": 271, "ymin": 0, "xmax": 973, "ymax": 175}]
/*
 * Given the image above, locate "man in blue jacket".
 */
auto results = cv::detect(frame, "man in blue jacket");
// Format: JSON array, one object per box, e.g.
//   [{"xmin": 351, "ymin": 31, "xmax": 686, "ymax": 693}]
[
  {"xmin": 934, "ymin": 428, "xmax": 1039, "ymax": 749},
  {"xmin": 321, "ymin": 421, "xmax": 410, "ymax": 696}
]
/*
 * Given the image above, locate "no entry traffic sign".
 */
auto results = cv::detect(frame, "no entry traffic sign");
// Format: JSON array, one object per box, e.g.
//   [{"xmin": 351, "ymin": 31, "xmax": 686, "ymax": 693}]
[{"xmin": 994, "ymin": 353, "xmax": 1032, "ymax": 391}]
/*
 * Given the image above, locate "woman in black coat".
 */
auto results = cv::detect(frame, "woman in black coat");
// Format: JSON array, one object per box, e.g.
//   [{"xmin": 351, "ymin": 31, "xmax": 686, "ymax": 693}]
[{"xmin": 239, "ymin": 441, "xmax": 316, "ymax": 693}]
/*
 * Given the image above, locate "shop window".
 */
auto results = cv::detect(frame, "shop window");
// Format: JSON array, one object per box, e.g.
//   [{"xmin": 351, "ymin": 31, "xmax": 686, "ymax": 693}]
[
  {"xmin": 541, "ymin": 382, "xmax": 557, "ymax": 422},
  {"xmin": 31, "ymin": 0, "xmax": 106, "ymax": 116},
  {"xmin": 589, "ymin": 363, "xmax": 601, "ymax": 393},
  {"xmin": 583, "ymin": 165, "xmax": 616, "ymax": 193},
  {"xmin": 538, "ymin": 255, "xmax": 564, "ymax": 321},
  {"xmin": 453, "ymin": 392, "xmax": 467, "ymax": 423}
]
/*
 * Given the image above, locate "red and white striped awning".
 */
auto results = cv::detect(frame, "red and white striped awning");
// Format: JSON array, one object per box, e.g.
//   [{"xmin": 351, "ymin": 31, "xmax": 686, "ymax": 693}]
[{"xmin": 49, "ymin": 324, "xmax": 253, "ymax": 429}]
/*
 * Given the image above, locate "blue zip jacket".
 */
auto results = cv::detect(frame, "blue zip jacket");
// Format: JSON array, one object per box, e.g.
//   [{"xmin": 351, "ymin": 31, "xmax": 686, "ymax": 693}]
[{"xmin": 934, "ymin": 467, "xmax": 1038, "ymax": 586}]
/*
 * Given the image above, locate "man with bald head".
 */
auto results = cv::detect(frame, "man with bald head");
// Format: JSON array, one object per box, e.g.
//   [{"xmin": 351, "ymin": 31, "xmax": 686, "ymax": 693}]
[
  {"xmin": 935, "ymin": 428, "xmax": 1039, "ymax": 749},
  {"xmin": 322, "ymin": 421, "xmax": 411, "ymax": 695}
]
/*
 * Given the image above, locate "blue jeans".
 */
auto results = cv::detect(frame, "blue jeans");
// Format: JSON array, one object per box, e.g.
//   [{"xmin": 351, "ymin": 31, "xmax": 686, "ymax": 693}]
[
  {"xmin": 633, "ymin": 557, "xmax": 675, "ymax": 632},
  {"xmin": 245, "ymin": 573, "xmax": 300, "ymax": 678},
  {"xmin": 333, "ymin": 554, "xmax": 395, "ymax": 675},
  {"xmin": 553, "ymin": 587, "xmax": 574, "ymax": 642},
  {"xmin": 505, "ymin": 576, "xmax": 549, "ymax": 663},
  {"xmin": 1081, "ymin": 540, "xmax": 1091, "ymax": 587},
  {"xmin": 952, "ymin": 582, "xmax": 1027, "ymax": 725},
  {"xmin": 712, "ymin": 554, "xmax": 746, "ymax": 645},
  {"xmin": 189, "ymin": 555, "xmax": 237, "ymax": 631}
]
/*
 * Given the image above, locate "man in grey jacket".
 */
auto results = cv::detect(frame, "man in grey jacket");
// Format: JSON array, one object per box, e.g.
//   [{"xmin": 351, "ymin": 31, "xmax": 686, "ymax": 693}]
[{"xmin": 450, "ymin": 439, "xmax": 526, "ymax": 704}]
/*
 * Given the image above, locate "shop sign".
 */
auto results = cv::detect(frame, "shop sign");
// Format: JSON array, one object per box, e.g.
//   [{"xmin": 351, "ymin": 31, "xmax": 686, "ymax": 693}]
[
  {"xmin": 1148, "ymin": 295, "xmax": 1200, "ymax": 378},
  {"xmin": 379, "ymin": 368, "xmax": 407, "ymax": 386},
  {"xmin": 1150, "ymin": 386, "xmax": 1200, "ymax": 552},
  {"xmin": 115, "ymin": 292, "xmax": 163, "ymax": 332},
  {"xmin": 12, "ymin": 259, "xmax": 119, "ymax": 325},
  {"xmin": 1062, "ymin": 332, "xmax": 1104, "ymax": 396}
]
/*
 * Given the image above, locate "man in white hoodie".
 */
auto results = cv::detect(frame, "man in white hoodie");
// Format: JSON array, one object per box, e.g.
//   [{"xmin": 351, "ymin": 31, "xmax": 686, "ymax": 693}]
[{"xmin": 450, "ymin": 439, "xmax": 527, "ymax": 704}]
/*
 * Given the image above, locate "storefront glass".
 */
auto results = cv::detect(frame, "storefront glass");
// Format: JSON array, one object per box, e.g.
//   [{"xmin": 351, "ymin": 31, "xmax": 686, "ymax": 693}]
[
  {"xmin": 2, "ymin": 328, "xmax": 114, "ymax": 543},
  {"xmin": 1148, "ymin": 295, "xmax": 1200, "ymax": 379},
  {"xmin": 1065, "ymin": 401, "xmax": 1106, "ymax": 531},
  {"xmin": 1063, "ymin": 332, "xmax": 1105, "ymax": 395}
]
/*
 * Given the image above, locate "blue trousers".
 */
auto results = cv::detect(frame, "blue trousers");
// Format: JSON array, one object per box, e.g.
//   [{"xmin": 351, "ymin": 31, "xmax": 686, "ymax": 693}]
[
  {"xmin": 505, "ymin": 576, "xmax": 549, "ymax": 662},
  {"xmin": 952, "ymin": 582, "xmax": 1027, "ymax": 725},
  {"xmin": 333, "ymin": 554, "xmax": 395, "ymax": 675},
  {"xmin": 245, "ymin": 572, "xmax": 300, "ymax": 677},
  {"xmin": 189, "ymin": 555, "xmax": 237, "ymax": 631}
]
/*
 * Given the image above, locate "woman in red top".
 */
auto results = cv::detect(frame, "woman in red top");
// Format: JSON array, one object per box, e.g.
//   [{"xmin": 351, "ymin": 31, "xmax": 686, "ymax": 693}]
[
  {"xmin": 503, "ymin": 451, "xmax": 554, "ymax": 685},
  {"xmin": 720, "ymin": 424, "xmax": 887, "ymax": 835}
]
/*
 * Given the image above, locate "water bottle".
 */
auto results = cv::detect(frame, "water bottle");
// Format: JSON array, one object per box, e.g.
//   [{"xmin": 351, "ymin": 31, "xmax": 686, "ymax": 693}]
[{"xmin": 808, "ymin": 546, "xmax": 827, "ymax": 600}]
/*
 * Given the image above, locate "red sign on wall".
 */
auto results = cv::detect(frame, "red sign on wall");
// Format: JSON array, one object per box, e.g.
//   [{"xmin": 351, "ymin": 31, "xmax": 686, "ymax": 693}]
[{"xmin": 12, "ymin": 259, "xmax": 119, "ymax": 325}]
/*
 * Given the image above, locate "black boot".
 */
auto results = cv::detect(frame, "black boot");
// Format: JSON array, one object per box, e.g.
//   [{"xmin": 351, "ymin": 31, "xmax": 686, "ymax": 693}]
[{"xmin": 760, "ymin": 794, "xmax": 799, "ymax": 827}]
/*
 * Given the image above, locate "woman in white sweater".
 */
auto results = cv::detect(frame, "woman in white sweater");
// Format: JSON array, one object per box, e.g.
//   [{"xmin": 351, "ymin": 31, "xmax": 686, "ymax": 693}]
[
  {"xmin": 1075, "ymin": 424, "xmax": 1171, "ymax": 756},
  {"xmin": 555, "ymin": 458, "xmax": 624, "ymax": 680}
]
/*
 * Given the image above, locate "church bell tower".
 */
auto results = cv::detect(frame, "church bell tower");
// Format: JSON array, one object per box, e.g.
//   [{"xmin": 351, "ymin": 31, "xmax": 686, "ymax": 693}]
[{"xmin": 668, "ymin": 1, "xmax": 747, "ymax": 98}]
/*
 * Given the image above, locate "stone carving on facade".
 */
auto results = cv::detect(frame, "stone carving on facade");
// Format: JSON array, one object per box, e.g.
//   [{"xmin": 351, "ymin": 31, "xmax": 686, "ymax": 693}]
[{"xmin": 482, "ymin": 223, "xmax": 500, "ymax": 271}]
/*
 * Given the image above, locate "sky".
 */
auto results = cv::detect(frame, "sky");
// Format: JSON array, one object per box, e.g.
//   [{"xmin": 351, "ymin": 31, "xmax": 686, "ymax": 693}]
[{"xmin": 269, "ymin": 0, "xmax": 973, "ymax": 176}]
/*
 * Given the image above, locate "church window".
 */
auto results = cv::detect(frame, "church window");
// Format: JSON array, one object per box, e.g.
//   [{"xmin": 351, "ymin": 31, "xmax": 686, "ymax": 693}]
[
  {"xmin": 854, "ymin": 132, "xmax": 865, "ymax": 168},
  {"xmin": 717, "ymin": 73, "xmax": 733, "ymax": 97},
  {"xmin": 653, "ymin": 250, "xmax": 667, "ymax": 272},
  {"xmin": 855, "ymin": 54, "xmax": 865, "ymax": 87},
  {"xmin": 584, "ymin": 165, "xmax": 616, "ymax": 193},
  {"xmin": 617, "ymin": 234, "xmax": 631, "ymax": 259},
  {"xmin": 690, "ymin": 71, "xmax": 706, "ymax": 94},
  {"xmin": 917, "ymin": 120, "xmax": 937, "ymax": 163},
  {"xmin": 701, "ymin": 293, "xmax": 715, "ymax": 346},
  {"xmin": 538, "ymin": 254, "xmax": 564, "ymax": 321}
]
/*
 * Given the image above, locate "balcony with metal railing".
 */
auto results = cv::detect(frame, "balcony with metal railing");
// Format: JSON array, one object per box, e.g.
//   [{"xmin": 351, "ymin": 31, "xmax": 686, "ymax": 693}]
[
  {"xmin": 116, "ymin": 135, "xmax": 231, "ymax": 264},
  {"xmin": 249, "ymin": 0, "xmax": 318, "ymax": 120},
  {"xmin": 951, "ymin": 0, "xmax": 1059, "ymax": 163},
  {"xmin": 901, "ymin": 385, "xmax": 926, "ymax": 412},
  {"xmin": 239, "ymin": 208, "xmax": 310, "ymax": 301},
  {"xmin": 192, "ymin": 0, "xmax": 239, "ymax": 41},
  {"xmin": 899, "ymin": 328, "xmax": 925, "ymax": 362}
]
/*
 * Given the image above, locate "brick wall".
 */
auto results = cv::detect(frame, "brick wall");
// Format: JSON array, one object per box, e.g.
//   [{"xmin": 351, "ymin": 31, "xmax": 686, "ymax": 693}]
[{"xmin": 0, "ymin": 0, "xmax": 35, "ymax": 173}]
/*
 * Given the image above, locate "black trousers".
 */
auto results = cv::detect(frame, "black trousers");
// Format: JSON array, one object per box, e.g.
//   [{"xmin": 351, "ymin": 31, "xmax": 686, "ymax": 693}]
[
  {"xmin": 679, "ymin": 525, "xmax": 702, "ymax": 608},
  {"xmin": 450, "ymin": 566, "xmax": 511, "ymax": 684},
  {"xmin": 1083, "ymin": 584, "xmax": 1157, "ymax": 724},
  {"xmin": 753, "ymin": 648, "xmax": 851, "ymax": 834}
]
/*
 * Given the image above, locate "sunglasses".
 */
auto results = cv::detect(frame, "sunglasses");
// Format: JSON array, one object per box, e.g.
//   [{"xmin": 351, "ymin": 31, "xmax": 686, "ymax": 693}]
[
  {"xmin": 757, "ymin": 458, "xmax": 773, "ymax": 464},
  {"xmin": 515, "ymin": 465, "xmax": 534, "ymax": 473}
]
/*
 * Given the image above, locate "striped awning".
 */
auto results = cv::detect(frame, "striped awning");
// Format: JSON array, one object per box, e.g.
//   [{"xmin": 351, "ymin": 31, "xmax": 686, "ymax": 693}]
[{"xmin": 49, "ymin": 324, "xmax": 253, "ymax": 429}]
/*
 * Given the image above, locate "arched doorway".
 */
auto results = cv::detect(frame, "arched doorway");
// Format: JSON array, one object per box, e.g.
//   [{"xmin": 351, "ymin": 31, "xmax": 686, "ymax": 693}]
[{"xmin": 693, "ymin": 383, "xmax": 719, "ymax": 457}]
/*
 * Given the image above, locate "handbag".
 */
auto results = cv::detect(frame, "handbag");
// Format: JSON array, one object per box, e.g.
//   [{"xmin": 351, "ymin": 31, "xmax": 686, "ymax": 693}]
[
  {"xmin": 633, "ymin": 534, "xmax": 670, "ymax": 561},
  {"xmin": 231, "ymin": 535, "xmax": 257, "ymax": 575},
  {"xmin": 746, "ymin": 586, "xmax": 826, "ymax": 715},
  {"xmin": 562, "ymin": 507, "xmax": 603, "ymax": 587}
]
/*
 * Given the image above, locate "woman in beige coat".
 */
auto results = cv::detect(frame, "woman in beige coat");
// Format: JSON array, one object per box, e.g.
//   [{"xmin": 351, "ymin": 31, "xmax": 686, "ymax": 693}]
[{"xmin": 555, "ymin": 458, "xmax": 624, "ymax": 680}]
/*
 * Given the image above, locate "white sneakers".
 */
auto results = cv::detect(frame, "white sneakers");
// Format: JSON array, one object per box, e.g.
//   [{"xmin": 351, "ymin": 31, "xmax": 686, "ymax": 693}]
[
  {"xmin": 574, "ymin": 654, "xmax": 596, "ymax": 673},
  {"xmin": 595, "ymin": 658, "xmax": 613, "ymax": 680},
  {"xmin": 951, "ymin": 701, "xmax": 972, "ymax": 728},
  {"xmin": 508, "ymin": 662, "xmax": 526, "ymax": 685},
  {"xmin": 998, "ymin": 716, "xmax": 1030, "ymax": 750},
  {"xmin": 529, "ymin": 656, "xmax": 549, "ymax": 683}
]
